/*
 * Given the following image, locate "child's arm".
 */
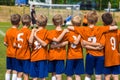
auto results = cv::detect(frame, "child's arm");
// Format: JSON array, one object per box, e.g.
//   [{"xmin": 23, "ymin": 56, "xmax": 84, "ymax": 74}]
[
  {"xmin": 83, "ymin": 45, "xmax": 104, "ymax": 50},
  {"xmin": 3, "ymin": 42, "xmax": 8, "ymax": 47},
  {"xmin": 109, "ymin": 25, "xmax": 118, "ymax": 30},
  {"xmin": 50, "ymin": 41, "xmax": 68, "ymax": 48},
  {"xmin": 34, "ymin": 31, "xmax": 47, "ymax": 47},
  {"xmin": 52, "ymin": 29, "xmax": 69, "ymax": 42},
  {"xmin": 81, "ymin": 40, "xmax": 104, "ymax": 50},
  {"xmin": 67, "ymin": 26, "xmax": 75, "ymax": 31},
  {"xmin": 81, "ymin": 40, "xmax": 102, "ymax": 47},
  {"xmin": 29, "ymin": 28, "xmax": 36, "ymax": 44},
  {"xmin": 73, "ymin": 35, "xmax": 81, "ymax": 45}
]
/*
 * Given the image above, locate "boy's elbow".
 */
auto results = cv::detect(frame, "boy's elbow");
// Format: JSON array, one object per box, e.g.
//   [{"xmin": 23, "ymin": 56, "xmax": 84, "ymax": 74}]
[
  {"xmin": 42, "ymin": 43, "xmax": 47, "ymax": 47},
  {"xmin": 53, "ymin": 38, "xmax": 60, "ymax": 42},
  {"xmin": 4, "ymin": 42, "xmax": 8, "ymax": 47}
]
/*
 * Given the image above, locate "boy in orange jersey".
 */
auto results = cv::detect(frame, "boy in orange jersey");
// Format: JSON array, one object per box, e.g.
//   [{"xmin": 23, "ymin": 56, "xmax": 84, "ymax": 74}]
[
  {"xmin": 102, "ymin": 13, "xmax": 120, "ymax": 80},
  {"xmin": 64, "ymin": 15, "xmax": 85, "ymax": 80},
  {"xmin": 14, "ymin": 14, "xmax": 31, "ymax": 80},
  {"xmin": 29, "ymin": 14, "xmax": 49, "ymax": 80},
  {"xmin": 47, "ymin": 14, "xmax": 69, "ymax": 80},
  {"xmin": 68, "ymin": 11, "xmax": 118, "ymax": 80},
  {"xmin": 4, "ymin": 14, "xmax": 21, "ymax": 80}
]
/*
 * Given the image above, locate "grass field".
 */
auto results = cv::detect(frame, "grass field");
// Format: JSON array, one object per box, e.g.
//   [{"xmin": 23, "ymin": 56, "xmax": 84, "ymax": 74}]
[{"xmin": 0, "ymin": 22, "xmax": 120, "ymax": 80}]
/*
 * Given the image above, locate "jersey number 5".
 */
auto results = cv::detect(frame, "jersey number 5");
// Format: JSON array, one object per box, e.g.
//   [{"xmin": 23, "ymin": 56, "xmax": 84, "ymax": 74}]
[{"xmin": 17, "ymin": 33, "xmax": 24, "ymax": 48}]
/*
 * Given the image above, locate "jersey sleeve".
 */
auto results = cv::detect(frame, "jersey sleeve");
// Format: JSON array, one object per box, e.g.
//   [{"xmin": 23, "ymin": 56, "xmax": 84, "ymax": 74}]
[
  {"xmin": 4, "ymin": 32, "xmax": 8, "ymax": 43},
  {"xmin": 99, "ymin": 26, "xmax": 109, "ymax": 34},
  {"xmin": 74, "ymin": 26, "xmax": 85, "ymax": 37}
]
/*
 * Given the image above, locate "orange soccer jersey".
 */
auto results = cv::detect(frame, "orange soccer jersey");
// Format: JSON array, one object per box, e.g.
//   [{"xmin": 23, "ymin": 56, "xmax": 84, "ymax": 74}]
[
  {"xmin": 31, "ymin": 29, "xmax": 49, "ymax": 62},
  {"xmin": 67, "ymin": 31, "xmax": 83, "ymax": 59},
  {"xmin": 4, "ymin": 27, "xmax": 18, "ymax": 58},
  {"xmin": 74, "ymin": 26, "xmax": 109, "ymax": 56},
  {"xmin": 104, "ymin": 30, "xmax": 120, "ymax": 67},
  {"xmin": 15, "ymin": 27, "xmax": 31, "ymax": 60},
  {"xmin": 47, "ymin": 30, "xmax": 67, "ymax": 61}
]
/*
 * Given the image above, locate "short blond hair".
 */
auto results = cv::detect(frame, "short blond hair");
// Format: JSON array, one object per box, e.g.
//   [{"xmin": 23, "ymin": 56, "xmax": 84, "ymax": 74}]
[
  {"xmin": 36, "ymin": 14, "xmax": 47, "ymax": 27},
  {"xmin": 71, "ymin": 15, "xmax": 81, "ymax": 26},
  {"xmin": 87, "ymin": 11, "xmax": 98, "ymax": 24},
  {"xmin": 52, "ymin": 14, "xmax": 63, "ymax": 26}
]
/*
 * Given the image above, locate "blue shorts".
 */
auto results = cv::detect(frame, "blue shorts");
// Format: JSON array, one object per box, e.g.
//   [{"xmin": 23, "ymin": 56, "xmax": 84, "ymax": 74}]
[
  {"xmin": 48, "ymin": 60, "xmax": 65, "ymax": 74},
  {"xmin": 104, "ymin": 65, "xmax": 120, "ymax": 74},
  {"xmin": 16, "ymin": 59, "xmax": 30, "ymax": 74},
  {"xmin": 30, "ymin": 60, "xmax": 48, "ymax": 78},
  {"xmin": 65, "ymin": 59, "xmax": 85, "ymax": 76},
  {"xmin": 6, "ymin": 57, "xmax": 17, "ymax": 71},
  {"xmin": 85, "ymin": 54, "xmax": 104, "ymax": 75}
]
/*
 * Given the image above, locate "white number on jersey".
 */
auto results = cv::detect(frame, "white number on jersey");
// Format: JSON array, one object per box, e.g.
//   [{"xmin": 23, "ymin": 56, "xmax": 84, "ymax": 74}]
[
  {"xmin": 88, "ymin": 36, "xmax": 97, "ymax": 43},
  {"xmin": 17, "ymin": 33, "xmax": 24, "ymax": 48},
  {"xmin": 110, "ymin": 37, "xmax": 116, "ymax": 50},
  {"xmin": 71, "ymin": 36, "xmax": 77, "ymax": 48},
  {"xmin": 34, "ymin": 41, "xmax": 42, "ymax": 50}
]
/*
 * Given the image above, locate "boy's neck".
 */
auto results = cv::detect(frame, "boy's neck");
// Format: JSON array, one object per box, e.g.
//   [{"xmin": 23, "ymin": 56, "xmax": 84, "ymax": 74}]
[
  {"xmin": 56, "ymin": 25, "xmax": 62, "ymax": 31},
  {"xmin": 23, "ymin": 25, "xmax": 28, "ymax": 28},
  {"xmin": 12, "ymin": 25, "xmax": 17, "ymax": 28},
  {"xmin": 38, "ymin": 27, "xmax": 44, "ymax": 30}
]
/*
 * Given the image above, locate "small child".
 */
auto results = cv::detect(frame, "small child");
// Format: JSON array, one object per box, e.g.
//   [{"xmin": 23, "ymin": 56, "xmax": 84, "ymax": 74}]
[
  {"xmin": 15, "ymin": 14, "xmax": 31, "ymax": 80},
  {"xmin": 65, "ymin": 15, "xmax": 85, "ymax": 80},
  {"xmin": 47, "ymin": 14, "xmax": 69, "ymax": 80},
  {"xmin": 102, "ymin": 13, "xmax": 120, "ymax": 80},
  {"xmin": 29, "ymin": 14, "xmax": 49, "ymax": 80},
  {"xmin": 4, "ymin": 14, "xmax": 21, "ymax": 80}
]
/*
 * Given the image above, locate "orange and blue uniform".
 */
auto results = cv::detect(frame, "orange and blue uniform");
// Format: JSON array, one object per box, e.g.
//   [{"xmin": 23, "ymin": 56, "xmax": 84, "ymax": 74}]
[
  {"xmin": 65, "ymin": 30, "xmax": 84, "ymax": 76},
  {"xmin": 30, "ymin": 29, "xmax": 49, "ymax": 78},
  {"xmin": 4, "ymin": 27, "xmax": 18, "ymax": 70},
  {"xmin": 15, "ymin": 27, "xmax": 31, "ymax": 74},
  {"xmin": 47, "ymin": 29, "xmax": 67, "ymax": 74},
  {"xmin": 104, "ymin": 30, "xmax": 120, "ymax": 74}
]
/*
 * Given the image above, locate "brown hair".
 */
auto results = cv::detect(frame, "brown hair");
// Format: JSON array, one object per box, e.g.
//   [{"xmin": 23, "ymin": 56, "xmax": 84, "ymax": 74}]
[
  {"xmin": 71, "ymin": 15, "xmax": 81, "ymax": 26},
  {"xmin": 36, "ymin": 14, "xmax": 47, "ymax": 27},
  {"xmin": 102, "ymin": 12, "xmax": 113, "ymax": 25},
  {"xmin": 11, "ymin": 14, "xmax": 21, "ymax": 25},
  {"xmin": 87, "ymin": 11, "xmax": 98, "ymax": 25},
  {"xmin": 21, "ymin": 14, "xmax": 31, "ymax": 26},
  {"xmin": 52, "ymin": 14, "xmax": 63, "ymax": 26}
]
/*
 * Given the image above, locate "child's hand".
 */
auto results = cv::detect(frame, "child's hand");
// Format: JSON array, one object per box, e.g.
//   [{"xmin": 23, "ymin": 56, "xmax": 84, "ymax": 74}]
[
  {"xmin": 67, "ymin": 26, "xmax": 74, "ymax": 30},
  {"xmin": 63, "ymin": 29, "xmax": 69, "ymax": 33},
  {"xmin": 32, "ymin": 28, "xmax": 37, "ymax": 33},
  {"xmin": 50, "ymin": 44, "xmax": 56, "ymax": 48},
  {"xmin": 96, "ymin": 46, "xmax": 104, "ymax": 50},
  {"xmin": 78, "ymin": 35, "xmax": 81, "ymax": 40}
]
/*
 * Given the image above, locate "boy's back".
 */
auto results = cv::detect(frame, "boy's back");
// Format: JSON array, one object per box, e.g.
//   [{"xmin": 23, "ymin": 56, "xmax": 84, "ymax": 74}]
[
  {"xmin": 31, "ymin": 29, "xmax": 48, "ymax": 62},
  {"xmin": 47, "ymin": 29, "xmax": 67, "ymax": 60},
  {"xmin": 4, "ymin": 27, "xmax": 18, "ymax": 57},
  {"xmin": 16, "ymin": 27, "xmax": 31, "ymax": 59},
  {"xmin": 104, "ymin": 30, "xmax": 120, "ymax": 67}
]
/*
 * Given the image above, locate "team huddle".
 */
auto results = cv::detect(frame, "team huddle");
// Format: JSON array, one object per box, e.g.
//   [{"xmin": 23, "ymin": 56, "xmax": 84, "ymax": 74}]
[{"xmin": 4, "ymin": 11, "xmax": 120, "ymax": 80}]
